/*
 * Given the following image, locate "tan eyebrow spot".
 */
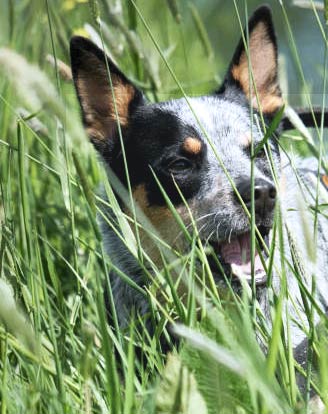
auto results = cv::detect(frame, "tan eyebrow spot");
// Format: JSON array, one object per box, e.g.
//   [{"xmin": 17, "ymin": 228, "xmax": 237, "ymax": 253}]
[
  {"xmin": 182, "ymin": 137, "xmax": 202, "ymax": 155},
  {"xmin": 322, "ymin": 175, "xmax": 328, "ymax": 188}
]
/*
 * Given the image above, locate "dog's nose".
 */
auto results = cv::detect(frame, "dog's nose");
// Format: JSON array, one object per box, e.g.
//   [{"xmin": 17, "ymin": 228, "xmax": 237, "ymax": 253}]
[{"xmin": 236, "ymin": 178, "xmax": 276, "ymax": 215}]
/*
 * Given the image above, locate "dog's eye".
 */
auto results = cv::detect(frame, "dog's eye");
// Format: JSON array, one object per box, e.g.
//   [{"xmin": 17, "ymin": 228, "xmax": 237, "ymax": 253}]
[
  {"xmin": 256, "ymin": 148, "xmax": 267, "ymax": 159},
  {"xmin": 247, "ymin": 145, "xmax": 268, "ymax": 160},
  {"xmin": 168, "ymin": 158, "xmax": 192, "ymax": 173}
]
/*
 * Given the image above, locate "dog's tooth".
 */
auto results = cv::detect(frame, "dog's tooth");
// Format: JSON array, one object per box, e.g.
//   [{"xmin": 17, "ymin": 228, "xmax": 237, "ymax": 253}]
[
  {"xmin": 231, "ymin": 263, "xmax": 267, "ymax": 285},
  {"xmin": 231, "ymin": 264, "xmax": 247, "ymax": 281}
]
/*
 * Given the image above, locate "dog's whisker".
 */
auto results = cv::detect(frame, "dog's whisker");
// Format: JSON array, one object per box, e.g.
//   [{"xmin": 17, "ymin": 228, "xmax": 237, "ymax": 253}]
[{"xmin": 183, "ymin": 212, "xmax": 217, "ymax": 234}]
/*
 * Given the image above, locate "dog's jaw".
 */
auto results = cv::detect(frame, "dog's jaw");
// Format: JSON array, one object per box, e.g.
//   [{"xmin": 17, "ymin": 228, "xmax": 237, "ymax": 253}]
[
  {"xmin": 206, "ymin": 227, "xmax": 271, "ymax": 286},
  {"xmin": 220, "ymin": 231, "xmax": 269, "ymax": 285}
]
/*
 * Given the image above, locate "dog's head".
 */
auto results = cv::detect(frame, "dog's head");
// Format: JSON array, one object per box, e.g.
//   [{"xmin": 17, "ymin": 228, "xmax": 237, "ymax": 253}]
[{"xmin": 70, "ymin": 6, "xmax": 284, "ymax": 285}]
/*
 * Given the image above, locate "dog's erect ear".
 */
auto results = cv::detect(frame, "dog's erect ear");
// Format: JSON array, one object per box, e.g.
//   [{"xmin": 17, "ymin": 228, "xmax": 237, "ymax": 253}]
[
  {"xmin": 70, "ymin": 36, "xmax": 144, "ymax": 154},
  {"xmin": 220, "ymin": 5, "xmax": 283, "ymax": 114}
]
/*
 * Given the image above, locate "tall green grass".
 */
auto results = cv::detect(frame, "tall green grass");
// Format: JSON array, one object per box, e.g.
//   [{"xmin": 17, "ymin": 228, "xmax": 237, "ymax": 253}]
[{"xmin": 0, "ymin": 1, "xmax": 327, "ymax": 413}]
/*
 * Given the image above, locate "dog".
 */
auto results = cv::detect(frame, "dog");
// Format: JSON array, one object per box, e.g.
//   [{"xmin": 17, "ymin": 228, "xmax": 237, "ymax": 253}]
[{"xmin": 70, "ymin": 4, "xmax": 328, "ymax": 384}]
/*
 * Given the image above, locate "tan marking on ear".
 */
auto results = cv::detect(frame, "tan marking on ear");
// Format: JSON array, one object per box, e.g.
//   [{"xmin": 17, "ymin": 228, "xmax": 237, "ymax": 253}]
[
  {"xmin": 231, "ymin": 23, "xmax": 276, "ymax": 91},
  {"xmin": 108, "ymin": 76, "xmax": 135, "ymax": 126},
  {"xmin": 251, "ymin": 94, "xmax": 283, "ymax": 114},
  {"xmin": 182, "ymin": 137, "xmax": 202, "ymax": 155},
  {"xmin": 231, "ymin": 22, "xmax": 283, "ymax": 114},
  {"xmin": 76, "ymin": 66, "xmax": 135, "ymax": 142}
]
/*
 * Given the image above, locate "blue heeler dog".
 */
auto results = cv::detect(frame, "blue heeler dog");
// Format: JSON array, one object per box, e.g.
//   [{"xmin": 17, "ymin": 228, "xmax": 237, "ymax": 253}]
[{"xmin": 70, "ymin": 4, "xmax": 328, "ymax": 383}]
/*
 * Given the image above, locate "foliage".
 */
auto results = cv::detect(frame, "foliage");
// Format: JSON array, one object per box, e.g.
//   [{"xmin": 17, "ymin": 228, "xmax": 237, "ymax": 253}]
[{"xmin": 0, "ymin": 1, "xmax": 327, "ymax": 413}]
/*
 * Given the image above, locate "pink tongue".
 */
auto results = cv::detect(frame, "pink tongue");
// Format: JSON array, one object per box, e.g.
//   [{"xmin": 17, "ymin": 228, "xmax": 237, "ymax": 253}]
[{"xmin": 220, "ymin": 233, "xmax": 264, "ymax": 276}]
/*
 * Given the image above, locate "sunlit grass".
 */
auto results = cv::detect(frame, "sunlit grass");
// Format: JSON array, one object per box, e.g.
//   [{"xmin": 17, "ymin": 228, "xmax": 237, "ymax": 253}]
[{"xmin": 0, "ymin": 1, "xmax": 328, "ymax": 413}]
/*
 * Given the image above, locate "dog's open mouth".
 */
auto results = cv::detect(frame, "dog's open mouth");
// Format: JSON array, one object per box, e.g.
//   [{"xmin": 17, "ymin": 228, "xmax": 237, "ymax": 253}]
[{"xmin": 206, "ymin": 226, "xmax": 270, "ymax": 286}]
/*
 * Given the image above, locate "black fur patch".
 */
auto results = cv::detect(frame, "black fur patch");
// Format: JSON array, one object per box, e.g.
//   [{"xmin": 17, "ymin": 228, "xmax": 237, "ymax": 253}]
[{"xmin": 111, "ymin": 106, "xmax": 207, "ymax": 206}]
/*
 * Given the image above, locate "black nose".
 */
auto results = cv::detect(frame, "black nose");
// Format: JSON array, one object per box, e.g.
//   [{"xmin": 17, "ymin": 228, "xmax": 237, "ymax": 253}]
[{"xmin": 236, "ymin": 178, "xmax": 276, "ymax": 216}]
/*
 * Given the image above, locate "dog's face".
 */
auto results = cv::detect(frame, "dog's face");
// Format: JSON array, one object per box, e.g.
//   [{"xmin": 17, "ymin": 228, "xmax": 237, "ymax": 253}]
[{"xmin": 70, "ymin": 6, "xmax": 283, "ymax": 285}]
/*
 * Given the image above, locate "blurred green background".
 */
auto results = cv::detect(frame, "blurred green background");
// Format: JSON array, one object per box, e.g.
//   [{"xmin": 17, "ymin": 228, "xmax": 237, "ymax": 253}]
[
  {"xmin": 0, "ymin": 0, "xmax": 325, "ymax": 105},
  {"xmin": 0, "ymin": 2, "xmax": 327, "ymax": 413}
]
